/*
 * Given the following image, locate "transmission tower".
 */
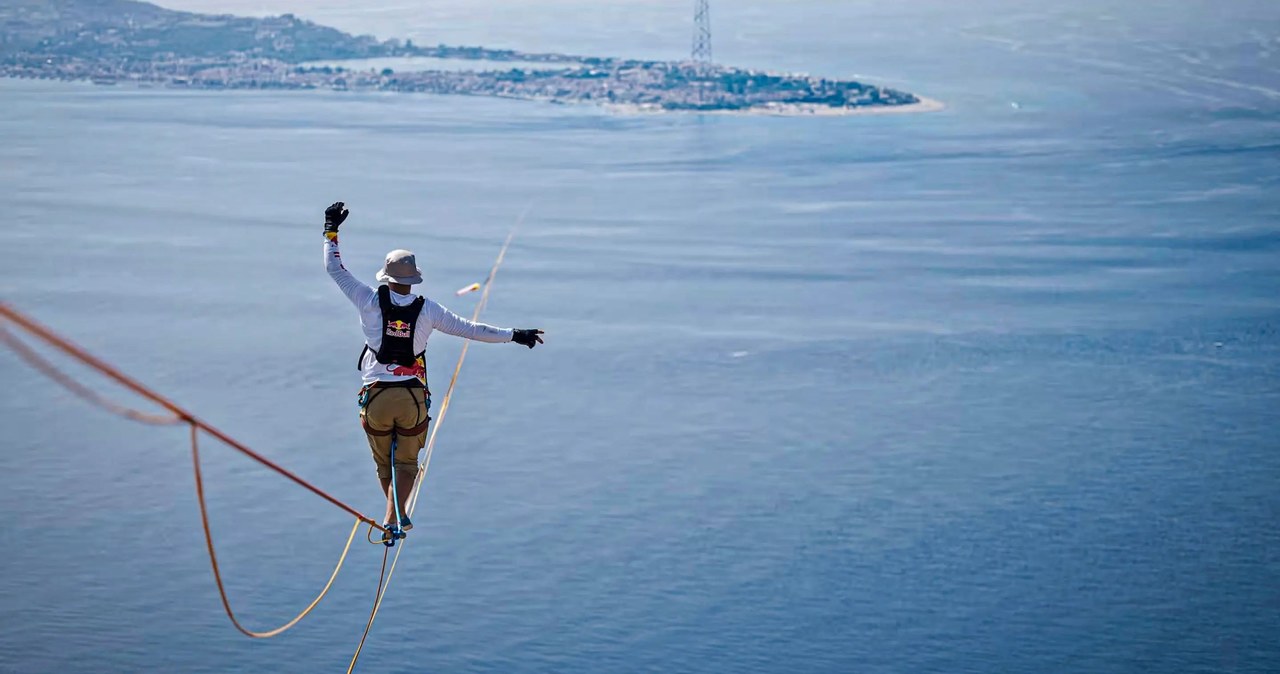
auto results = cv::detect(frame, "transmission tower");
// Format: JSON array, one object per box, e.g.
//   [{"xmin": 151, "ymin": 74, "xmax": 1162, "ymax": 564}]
[{"xmin": 692, "ymin": 0, "xmax": 712, "ymax": 64}]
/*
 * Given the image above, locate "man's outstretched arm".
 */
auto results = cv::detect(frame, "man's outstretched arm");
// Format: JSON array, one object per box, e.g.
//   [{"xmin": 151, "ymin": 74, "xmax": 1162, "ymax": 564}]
[
  {"xmin": 426, "ymin": 300, "xmax": 513, "ymax": 343},
  {"xmin": 322, "ymin": 201, "xmax": 375, "ymax": 309},
  {"xmin": 426, "ymin": 301, "xmax": 545, "ymax": 348}
]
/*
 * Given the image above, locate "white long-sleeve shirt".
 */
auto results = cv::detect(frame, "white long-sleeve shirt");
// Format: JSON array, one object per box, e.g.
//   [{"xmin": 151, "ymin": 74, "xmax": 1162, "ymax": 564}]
[{"xmin": 325, "ymin": 237, "xmax": 513, "ymax": 385}]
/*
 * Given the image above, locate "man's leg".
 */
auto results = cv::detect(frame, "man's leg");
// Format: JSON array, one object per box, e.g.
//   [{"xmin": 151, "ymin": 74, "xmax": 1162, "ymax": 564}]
[
  {"xmin": 361, "ymin": 392, "xmax": 398, "ymax": 526},
  {"xmin": 389, "ymin": 387, "xmax": 430, "ymax": 530},
  {"xmin": 379, "ymin": 475, "xmax": 394, "ymax": 524},
  {"xmin": 390, "ymin": 467, "xmax": 416, "ymax": 528}
]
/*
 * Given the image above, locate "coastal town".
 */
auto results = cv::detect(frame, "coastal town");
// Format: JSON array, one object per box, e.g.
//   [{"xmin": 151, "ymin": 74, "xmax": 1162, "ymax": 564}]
[
  {"xmin": 0, "ymin": 0, "xmax": 922, "ymax": 113},
  {"xmin": 0, "ymin": 53, "xmax": 919, "ymax": 112}
]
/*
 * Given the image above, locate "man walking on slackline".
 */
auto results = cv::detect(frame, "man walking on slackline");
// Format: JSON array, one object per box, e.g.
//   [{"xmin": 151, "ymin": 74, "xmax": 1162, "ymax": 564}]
[{"xmin": 322, "ymin": 201, "xmax": 543, "ymax": 540}]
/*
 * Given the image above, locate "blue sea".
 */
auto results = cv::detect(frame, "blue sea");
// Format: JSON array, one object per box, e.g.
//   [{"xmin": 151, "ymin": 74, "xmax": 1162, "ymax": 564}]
[{"xmin": 1, "ymin": 2, "xmax": 1278, "ymax": 672}]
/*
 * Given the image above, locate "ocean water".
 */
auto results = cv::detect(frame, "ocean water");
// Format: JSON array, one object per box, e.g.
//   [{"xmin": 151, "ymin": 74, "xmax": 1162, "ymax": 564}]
[{"xmin": 1, "ymin": 2, "xmax": 1278, "ymax": 673}]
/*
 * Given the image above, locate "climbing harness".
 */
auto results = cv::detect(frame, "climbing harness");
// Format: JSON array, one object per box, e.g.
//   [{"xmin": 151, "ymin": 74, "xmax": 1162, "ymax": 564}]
[{"xmin": 358, "ymin": 379, "xmax": 431, "ymax": 439}]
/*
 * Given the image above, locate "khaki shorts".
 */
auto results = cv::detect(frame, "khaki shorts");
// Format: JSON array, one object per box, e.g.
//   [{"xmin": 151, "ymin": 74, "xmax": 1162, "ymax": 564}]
[{"xmin": 359, "ymin": 385, "xmax": 431, "ymax": 480}]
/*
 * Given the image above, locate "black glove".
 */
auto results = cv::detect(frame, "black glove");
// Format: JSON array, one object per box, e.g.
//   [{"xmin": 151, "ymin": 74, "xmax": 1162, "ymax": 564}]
[
  {"xmin": 324, "ymin": 201, "xmax": 349, "ymax": 239},
  {"xmin": 511, "ymin": 329, "xmax": 544, "ymax": 349}
]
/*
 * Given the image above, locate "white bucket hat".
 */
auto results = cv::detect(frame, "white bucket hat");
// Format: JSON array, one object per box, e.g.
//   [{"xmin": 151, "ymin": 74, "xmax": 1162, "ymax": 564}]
[{"xmin": 376, "ymin": 249, "xmax": 423, "ymax": 285}]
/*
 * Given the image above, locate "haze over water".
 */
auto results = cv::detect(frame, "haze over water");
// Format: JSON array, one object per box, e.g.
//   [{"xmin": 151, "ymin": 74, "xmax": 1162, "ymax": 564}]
[{"xmin": 1, "ymin": 2, "xmax": 1278, "ymax": 672}]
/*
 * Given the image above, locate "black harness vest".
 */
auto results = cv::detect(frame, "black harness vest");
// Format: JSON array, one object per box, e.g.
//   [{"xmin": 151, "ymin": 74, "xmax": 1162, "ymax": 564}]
[{"xmin": 358, "ymin": 285, "xmax": 427, "ymax": 374}]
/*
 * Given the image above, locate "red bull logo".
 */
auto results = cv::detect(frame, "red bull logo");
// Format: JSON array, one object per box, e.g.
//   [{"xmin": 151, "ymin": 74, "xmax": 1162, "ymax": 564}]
[{"xmin": 385, "ymin": 320, "xmax": 411, "ymax": 339}]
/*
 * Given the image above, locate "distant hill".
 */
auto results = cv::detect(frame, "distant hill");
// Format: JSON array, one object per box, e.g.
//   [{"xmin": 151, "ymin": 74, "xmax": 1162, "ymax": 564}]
[
  {"xmin": 0, "ymin": 0, "xmax": 391, "ymax": 60},
  {"xmin": 0, "ymin": 0, "xmax": 925, "ymax": 115}
]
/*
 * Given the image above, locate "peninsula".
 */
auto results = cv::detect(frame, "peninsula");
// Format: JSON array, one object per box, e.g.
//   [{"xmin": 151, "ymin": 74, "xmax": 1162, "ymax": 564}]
[{"xmin": 0, "ymin": 0, "xmax": 933, "ymax": 115}]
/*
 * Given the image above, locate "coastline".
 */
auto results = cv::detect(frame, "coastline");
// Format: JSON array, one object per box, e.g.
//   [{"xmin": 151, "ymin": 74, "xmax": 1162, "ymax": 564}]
[
  {"xmin": 604, "ymin": 95, "xmax": 945, "ymax": 117},
  {"xmin": 0, "ymin": 74, "xmax": 944, "ymax": 118}
]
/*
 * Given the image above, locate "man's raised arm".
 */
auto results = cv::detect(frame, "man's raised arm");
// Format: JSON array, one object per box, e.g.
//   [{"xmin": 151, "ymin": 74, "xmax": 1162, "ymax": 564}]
[{"xmin": 322, "ymin": 201, "xmax": 375, "ymax": 309}]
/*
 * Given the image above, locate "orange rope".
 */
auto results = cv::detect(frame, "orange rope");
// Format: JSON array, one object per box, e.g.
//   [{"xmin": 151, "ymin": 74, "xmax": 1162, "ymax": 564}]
[
  {"xmin": 0, "ymin": 323, "xmax": 182, "ymax": 426},
  {"xmin": 346, "ymin": 209, "xmax": 527, "ymax": 673},
  {"xmin": 191, "ymin": 424, "xmax": 363, "ymax": 638},
  {"xmin": 0, "ymin": 301, "xmax": 387, "ymax": 534}
]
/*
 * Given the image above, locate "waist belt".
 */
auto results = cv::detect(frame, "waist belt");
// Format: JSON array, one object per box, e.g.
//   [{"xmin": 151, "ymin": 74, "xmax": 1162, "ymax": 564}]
[{"xmin": 370, "ymin": 379, "xmax": 424, "ymax": 390}]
